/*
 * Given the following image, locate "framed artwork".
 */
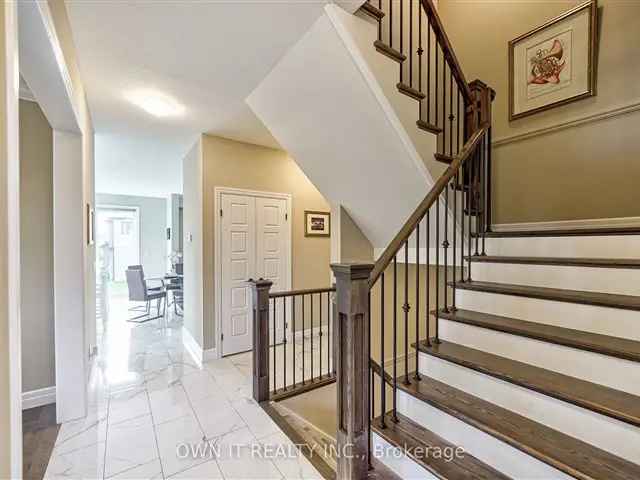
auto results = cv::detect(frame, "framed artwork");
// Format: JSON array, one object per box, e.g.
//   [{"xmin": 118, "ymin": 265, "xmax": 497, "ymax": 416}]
[
  {"xmin": 509, "ymin": 0, "xmax": 597, "ymax": 120},
  {"xmin": 304, "ymin": 211, "xmax": 330, "ymax": 237},
  {"xmin": 87, "ymin": 204, "xmax": 95, "ymax": 245}
]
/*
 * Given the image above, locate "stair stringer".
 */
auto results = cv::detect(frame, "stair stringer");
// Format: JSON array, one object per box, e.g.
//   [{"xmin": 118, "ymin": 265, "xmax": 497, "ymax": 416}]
[{"xmin": 247, "ymin": 4, "xmax": 438, "ymax": 249}]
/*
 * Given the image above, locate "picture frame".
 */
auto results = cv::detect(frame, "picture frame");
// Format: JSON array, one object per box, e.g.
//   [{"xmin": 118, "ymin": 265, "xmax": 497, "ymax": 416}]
[
  {"xmin": 304, "ymin": 210, "xmax": 330, "ymax": 237},
  {"xmin": 87, "ymin": 204, "xmax": 95, "ymax": 245},
  {"xmin": 509, "ymin": 0, "xmax": 597, "ymax": 121}
]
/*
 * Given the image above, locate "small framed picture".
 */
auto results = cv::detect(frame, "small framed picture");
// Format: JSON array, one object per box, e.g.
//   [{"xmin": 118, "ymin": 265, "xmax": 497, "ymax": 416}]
[
  {"xmin": 87, "ymin": 204, "xmax": 95, "ymax": 245},
  {"xmin": 304, "ymin": 211, "xmax": 330, "ymax": 237},
  {"xmin": 509, "ymin": 0, "xmax": 597, "ymax": 120}
]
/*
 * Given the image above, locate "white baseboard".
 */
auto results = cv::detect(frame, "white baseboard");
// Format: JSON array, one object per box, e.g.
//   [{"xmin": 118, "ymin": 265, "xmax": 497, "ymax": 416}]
[
  {"xmin": 22, "ymin": 386, "xmax": 56, "ymax": 410},
  {"xmin": 203, "ymin": 348, "xmax": 218, "ymax": 362},
  {"xmin": 182, "ymin": 326, "xmax": 204, "ymax": 369},
  {"xmin": 492, "ymin": 216, "xmax": 640, "ymax": 233}
]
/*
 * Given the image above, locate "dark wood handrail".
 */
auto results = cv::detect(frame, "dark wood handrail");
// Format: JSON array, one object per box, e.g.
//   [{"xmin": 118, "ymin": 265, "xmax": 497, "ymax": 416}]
[
  {"xmin": 420, "ymin": 0, "xmax": 472, "ymax": 103},
  {"xmin": 369, "ymin": 122, "xmax": 490, "ymax": 287},
  {"xmin": 268, "ymin": 286, "xmax": 335, "ymax": 298}
]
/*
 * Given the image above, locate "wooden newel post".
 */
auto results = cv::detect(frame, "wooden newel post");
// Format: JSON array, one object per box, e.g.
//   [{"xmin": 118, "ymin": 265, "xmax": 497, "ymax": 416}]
[
  {"xmin": 331, "ymin": 263, "xmax": 374, "ymax": 480},
  {"xmin": 249, "ymin": 278, "xmax": 272, "ymax": 403}
]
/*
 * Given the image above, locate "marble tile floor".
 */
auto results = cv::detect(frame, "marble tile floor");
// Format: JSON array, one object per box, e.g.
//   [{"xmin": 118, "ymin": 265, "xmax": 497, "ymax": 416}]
[{"xmin": 44, "ymin": 293, "xmax": 325, "ymax": 480}]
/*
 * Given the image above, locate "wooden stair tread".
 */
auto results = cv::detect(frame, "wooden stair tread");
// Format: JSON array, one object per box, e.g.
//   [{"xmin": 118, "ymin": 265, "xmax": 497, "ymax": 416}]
[
  {"xmin": 417, "ymin": 340, "xmax": 640, "ymax": 427},
  {"xmin": 359, "ymin": 1, "xmax": 385, "ymax": 20},
  {"xmin": 397, "ymin": 82, "xmax": 426, "ymax": 101},
  {"xmin": 372, "ymin": 412, "xmax": 510, "ymax": 480},
  {"xmin": 374, "ymin": 40, "xmax": 406, "ymax": 63},
  {"xmin": 454, "ymin": 280, "xmax": 640, "ymax": 311},
  {"xmin": 438, "ymin": 308, "xmax": 640, "ymax": 363},
  {"xmin": 397, "ymin": 373, "xmax": 640, "ymax": 480},
  {"xmin": 434, "ymin": 153, "xmax": 454, "ymax": 164},
  {"xmin": 416, "ymin": 119, "xmax": 442, "ymax": 134},
  {"xmin": 477, "ymin": 227, "xmax": 640, "ymax": 238},
  {"xmin": 467, "ymin": 255, "xmax": 640, "ymax": 269}
]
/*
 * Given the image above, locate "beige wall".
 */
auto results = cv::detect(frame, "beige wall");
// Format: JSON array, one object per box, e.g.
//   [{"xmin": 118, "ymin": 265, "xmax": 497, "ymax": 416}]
[
  {"xmin": 440, "ymin": 0, "xmax": 640, "ymax": 223},
  {"xmin": 20, "ymin": 100, "xmax": 55, "ymax": 393},
  {"xmin": 339, "ymin": 206, "xmax": 374, "ymax": 263},
  {"xmin": 201, "ymin": 134, "xmax": 332, "ymax": 350},
  {"xmin": 182, "ymin": 139, "xmax": 204, "ymax": 346}
]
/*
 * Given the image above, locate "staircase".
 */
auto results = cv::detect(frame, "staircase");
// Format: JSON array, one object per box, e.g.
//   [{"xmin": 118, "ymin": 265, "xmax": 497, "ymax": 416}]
[{"xmin": 247, "ymin": 1, "xmax": 640, "ymax": 479}]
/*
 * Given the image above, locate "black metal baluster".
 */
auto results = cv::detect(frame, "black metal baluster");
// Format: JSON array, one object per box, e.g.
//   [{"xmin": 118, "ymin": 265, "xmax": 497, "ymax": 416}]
[
  {"xmin": 409, "ymin": 0, "xmax": 413, "ymax": 88},
  {"xmin": 283, "ymin": 297, "xmax": 287, "ymax": 390},
  {"xmin": 460, "ymin": 163, "xmax": 466, "ymax": 284},
  {"xmin": 389, "ymin": 0, "xmax": 393, "ymax": 49},
  {"xmin": 367, "ymin": 289, "xmax": 372, "ymax": 464},
  {"xmin": 467, "ymin": 156, "xmax": 473, "ymax": 280},
  {"xmin": 319, "ymin": 293, "xmax": 323, "ymax": 379},
  {"xmin": 292, "ymin": 296, "xmax": 296, "ymax": 387},
  {"xmin": 302, "ymin": 294, "xmax": 305, "ymax": 384},
  {"xmin": 457, "ymin": 90, "xmax": 461, "ymax": 156},
  {"xmin": 427, "ymin": 18, "xmax": 431, "ymax": 124},
  {"xmin": 415, "ymin": 223, "xmax": 421, "ymax": 380},
  {"xmin": 442, "ymin": 49, "xmax": 446, "ymax": 155},
  {"xmin": 380, "ymin": 273, "xmax": 386, "ymax": 428},
  {"xmin": 435, "ymin": 45, "xmax": 439, "ymax": 131},
  {"xmin": 378, "ymin": 0, "xmax": 382, "ymax": 41},
  {"xmin": 452, "ymin": 173, "xmax": 457, "ymax": 311},
  {"xmin": 443, "ymin": 174, "xmax": 450, "ymax": 313},
  {"xmin": 481, "ymin": 134, "xmax": 487, "ymax": 255},
  {"xmin": 273, "ymin": 298, "xmax": 277, "ymax": 392},
  {"xmin": 399, "ymin": 0, "xmax": 404, "ymax": 83},
  {"xmin": 425, "ymin": 210, "xmax": 431, "ymax": 346},
  {"xmin": 474, "ymin": 147, "xmax": 480, "ymax": 256},
  {"xmin": 311, "ymin": 293, "xmax": 314, "ymax": 382},
  {"xmin": 403, "ymin": 240, "xmax": 410, "ymax": 385},
  {"xmin": 435, "ymin": 197, "xmax": 440, "ymax": 342},
  {"xmin": 327, "ymin": 291, "xmax": 331, "ymax": 376},
  {"xmin": 392, "ymin": 257, "xmax": 398, "ymax": 422},
  {"xmin": 449, "ymin": 71, "xmax": 454, "ymax": 157},
  {"xmin": 418, "ymin": 4, "xmax": 422, "ymax": 119}
]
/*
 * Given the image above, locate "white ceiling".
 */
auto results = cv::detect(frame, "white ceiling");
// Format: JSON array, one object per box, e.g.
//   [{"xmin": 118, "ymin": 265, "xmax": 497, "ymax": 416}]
[{"xmin": 65, "ymin": 0, "xmax": 335, "ymax": 195}]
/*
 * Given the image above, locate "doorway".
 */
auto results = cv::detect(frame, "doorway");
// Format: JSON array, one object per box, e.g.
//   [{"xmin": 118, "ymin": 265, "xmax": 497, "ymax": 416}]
[
  {"xmin": 216, "ymin": 188, "xmax": 292, "ymax": 357},
  {"xmin": 96, "ymin": 206, "xmax": 140, "ymax": 282}
]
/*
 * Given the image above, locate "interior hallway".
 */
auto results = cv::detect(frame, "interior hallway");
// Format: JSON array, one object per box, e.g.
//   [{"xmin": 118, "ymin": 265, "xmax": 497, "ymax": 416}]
[{"xmin": 43, "ymin": 286, "xmax": 324, "ymax": 479}]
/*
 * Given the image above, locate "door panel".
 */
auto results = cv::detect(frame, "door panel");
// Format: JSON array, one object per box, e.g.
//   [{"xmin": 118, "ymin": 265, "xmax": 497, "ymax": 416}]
[
  {"xmin": 256, "ymin": 197, "xmax": 288, "ymax": 345},
  {"xmin": 221, "ymin": 194, "xmax": 256, "ymax": 356}
]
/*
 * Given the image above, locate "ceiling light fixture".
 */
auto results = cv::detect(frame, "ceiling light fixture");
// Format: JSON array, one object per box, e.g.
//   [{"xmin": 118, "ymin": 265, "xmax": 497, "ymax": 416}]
[{"xmin": 125, "ymin": 89, "xmax": 184, "ymax": 117}]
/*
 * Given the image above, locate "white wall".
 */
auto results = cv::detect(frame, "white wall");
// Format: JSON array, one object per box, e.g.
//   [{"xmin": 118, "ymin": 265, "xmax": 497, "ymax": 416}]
[{"xmin": 182, "ymin": 138, "xmax": 204, "ymax": 347}]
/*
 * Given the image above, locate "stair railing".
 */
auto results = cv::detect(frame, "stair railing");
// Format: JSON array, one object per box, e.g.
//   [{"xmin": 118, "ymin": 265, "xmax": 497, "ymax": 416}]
[
  {"xmin": 330, "ymin": 1, "xmax": 496, "ymax": 476},
  {"xmin": 249, "ymin": 281, "xmax": 336, "ymax": 403}
]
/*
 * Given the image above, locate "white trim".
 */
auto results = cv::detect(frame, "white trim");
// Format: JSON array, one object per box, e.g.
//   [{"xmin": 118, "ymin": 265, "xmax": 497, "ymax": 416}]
[
  {"xmin": 214, "ymin": 186, "xmax": 293, "ymax": 359},
  {"xmin": 491, "ymin": 216, "xmax": 640, "ymax": 233},
  {"xmin": 18, "ymin": 84, "xmax": 36, "ymax": 102},
  {"xmin": 22, "ymin": 387, "xmax": 56, "ymax": 410},
  {"xmin": 203, "ymin": 348, "xmax": 218, "ymax": 363},
  {"xmin": 182, "ymin": 326, "xmax": 204, "ymax": 369},
  {"xmin": 5, "ymin": 1, "xmax": 22, "ymax": 475},
  {"xmin": 493, "ymin": 100, "xmax": 640, "ymax": 147}
]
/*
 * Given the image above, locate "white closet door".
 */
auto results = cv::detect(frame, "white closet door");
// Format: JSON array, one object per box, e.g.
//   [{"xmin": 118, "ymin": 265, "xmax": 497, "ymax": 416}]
[
  {"xmin": 256, "ymin": 197, "xmax": 289, "ymax": 345},
  {"xmin": 220, "ymin": 193, "xmax": 256, "ymax": 356}
]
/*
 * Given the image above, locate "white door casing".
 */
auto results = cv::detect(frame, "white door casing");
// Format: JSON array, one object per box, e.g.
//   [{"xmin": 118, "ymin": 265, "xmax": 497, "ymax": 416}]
[{"xmin": 216, "ymin": 188, "xmax": 292, "ymax": 357}]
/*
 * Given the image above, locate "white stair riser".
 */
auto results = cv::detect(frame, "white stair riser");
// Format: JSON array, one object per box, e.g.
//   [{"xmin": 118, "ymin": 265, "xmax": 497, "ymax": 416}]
[
  {"xmin": 485, "ymin": 236, "xmax": 640, "ymax": 258},
  {"xmin": 472, "ymin": 262, "xmax": 640, "ymax": 296},
  {"xmin": 440, "ymin": 319, "xmax": 640, "ymax": 397},
  {"xmin": 456, "ymin": 289, "xmax": 640, "ymax": 341},
  {"xmin": 372, "ymin": 433, "xmax": 438, "ymax": 480},
  {"xmin": 396, "ymin": 390, "xmax": 573, "ymax": 479},
  {"xmin": 418, "ymin": 353, "xmax": 640, "ymax": 464}
]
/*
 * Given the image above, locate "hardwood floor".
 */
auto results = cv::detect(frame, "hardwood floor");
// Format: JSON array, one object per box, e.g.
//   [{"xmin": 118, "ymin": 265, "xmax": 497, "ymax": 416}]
[{"xmin": 23, "ymin": 403, "xmax": 60, "ymax": 480}]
